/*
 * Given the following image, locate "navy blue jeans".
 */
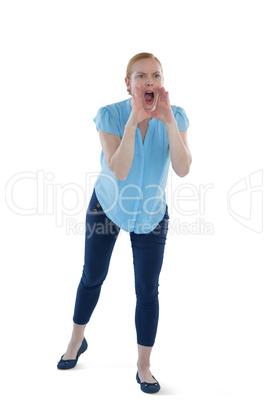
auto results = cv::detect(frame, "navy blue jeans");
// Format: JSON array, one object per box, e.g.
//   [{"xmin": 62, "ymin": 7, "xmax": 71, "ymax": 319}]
[{"xmin": 73, "ymin": 189, "xmax": 169, "ymax": 347}]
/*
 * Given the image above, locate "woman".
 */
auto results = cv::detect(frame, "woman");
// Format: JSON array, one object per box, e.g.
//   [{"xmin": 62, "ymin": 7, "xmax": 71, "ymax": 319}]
[{"xmin": 57, "ymin": 52, "xmax": 192, "ymax": 394}]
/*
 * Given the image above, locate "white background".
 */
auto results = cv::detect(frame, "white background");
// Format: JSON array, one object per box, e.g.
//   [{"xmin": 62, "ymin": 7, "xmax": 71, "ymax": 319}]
[{"xmin": 1, "ymin": 0, "xmax": 267, "ymax": 401}]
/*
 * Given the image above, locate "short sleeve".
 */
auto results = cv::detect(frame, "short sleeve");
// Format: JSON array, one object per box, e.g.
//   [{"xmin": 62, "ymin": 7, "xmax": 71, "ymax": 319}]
[
  {"xmin": 172, "ymin": 106, "xmax": 189, "ymax": 132},
  {"xmin": 93, "ymin": 106, "xmax": 121, "ymax": 137}
]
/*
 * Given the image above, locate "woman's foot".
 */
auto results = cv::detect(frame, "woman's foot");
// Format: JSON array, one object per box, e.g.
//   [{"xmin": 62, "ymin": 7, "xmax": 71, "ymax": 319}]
[
  {"xmin": 137, "ymin": 367, "xmax": 156, "ymax": 384},
  {"xmin": 57, "ymin": 338, "xmax": 88, "ymax": 370},
  {"xmin": 62, "ymin": 338, "xmax": 84, "ymax": 360}
]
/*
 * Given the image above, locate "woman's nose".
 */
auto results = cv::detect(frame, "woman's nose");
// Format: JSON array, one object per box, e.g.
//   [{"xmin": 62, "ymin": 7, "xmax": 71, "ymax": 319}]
[{"xmin": 146, "ymin": 78, "xmax": 154, "ymax": 86}]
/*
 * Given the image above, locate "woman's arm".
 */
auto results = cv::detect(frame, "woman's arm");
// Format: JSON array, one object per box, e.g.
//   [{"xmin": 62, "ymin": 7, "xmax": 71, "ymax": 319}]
[
  {"xmin": 98, "ymin": 122, "xmax": 136, "ymax": 181},
  {"xmin": 164, "ymin": 123, "xmax": 192, "ymax": 177}
]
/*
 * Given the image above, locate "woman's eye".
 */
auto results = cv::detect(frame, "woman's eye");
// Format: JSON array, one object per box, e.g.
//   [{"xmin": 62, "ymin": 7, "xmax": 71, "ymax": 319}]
[
  {"xmin": 155, "ymin": 74, "xmax": 160, "ymax": 78},
  {"xmin": 137, "ymin": 74, "xmax": 144, "ymax": 78}
]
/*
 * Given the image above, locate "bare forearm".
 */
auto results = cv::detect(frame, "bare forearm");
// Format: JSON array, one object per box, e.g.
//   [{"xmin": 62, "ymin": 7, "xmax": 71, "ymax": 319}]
[
  {"xmin": 165, "ymin": 119, "xmax": 192, "ymax": 177},
  {"xmin": 109, "ymin": 122, "xmax": 136, "ymax": 181}
]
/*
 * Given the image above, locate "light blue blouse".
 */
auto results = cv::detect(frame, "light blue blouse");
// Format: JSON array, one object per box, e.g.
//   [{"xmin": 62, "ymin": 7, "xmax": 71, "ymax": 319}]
[{"xmin": 93, "ymin": 98, "xmax": 189, "ymax": 234}]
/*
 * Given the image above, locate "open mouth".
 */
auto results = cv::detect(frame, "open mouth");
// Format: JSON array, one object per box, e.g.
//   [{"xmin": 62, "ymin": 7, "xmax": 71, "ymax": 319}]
[{"xmin": 144, "ymin": 91, "xmax": 155, "ymax": 105}]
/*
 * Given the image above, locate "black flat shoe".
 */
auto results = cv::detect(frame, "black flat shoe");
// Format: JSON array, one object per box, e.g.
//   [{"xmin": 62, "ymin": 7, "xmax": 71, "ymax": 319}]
[
  {"xmin": 136, "ymin": 371, "xmax": 161, "ymax": 393},
  {"xmin": 57, "ymin": 338, "xmax": 88, "ymax": 370}
]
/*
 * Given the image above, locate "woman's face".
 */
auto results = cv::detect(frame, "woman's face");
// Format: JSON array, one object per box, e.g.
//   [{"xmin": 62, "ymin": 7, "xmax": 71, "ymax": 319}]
[{"xmin": 125, "ymin": 58, "xmax": 164, "ymax": 111}]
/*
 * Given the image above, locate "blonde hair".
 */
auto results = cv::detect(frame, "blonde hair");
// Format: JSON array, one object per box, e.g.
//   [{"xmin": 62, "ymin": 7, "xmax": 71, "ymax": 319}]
[{"xmin": 126, "ymin": 52, "xmax": 163, "ymax": 95}]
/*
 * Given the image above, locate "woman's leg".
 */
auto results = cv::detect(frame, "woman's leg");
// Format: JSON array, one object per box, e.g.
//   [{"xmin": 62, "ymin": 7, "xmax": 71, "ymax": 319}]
[
  {"xmin": 62, "ymin": 189, "xmax": 120, "ymax": 360},
  {"xmin": 61, "ymin": 322, "xmax": 87, "ymax": 360},
  {"xmin": 130, "ymin": 207, "xmax": 169, "ymax": 382},
  {"xmin": 137, "ymin": 344, "xmax": 153, "ymax": 382}
]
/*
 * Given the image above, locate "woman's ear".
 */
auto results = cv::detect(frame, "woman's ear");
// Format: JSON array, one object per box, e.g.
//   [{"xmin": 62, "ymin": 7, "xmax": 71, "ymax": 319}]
[{"xmin": 125, "ymin": 77, "xmax": 131, "ymax": 92}]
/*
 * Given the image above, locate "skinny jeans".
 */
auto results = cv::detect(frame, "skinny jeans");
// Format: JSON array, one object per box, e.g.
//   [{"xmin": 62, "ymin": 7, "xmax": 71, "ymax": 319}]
[{"xmin": 73, "ymin": 188, "xmax": 169, "ymax": 347}]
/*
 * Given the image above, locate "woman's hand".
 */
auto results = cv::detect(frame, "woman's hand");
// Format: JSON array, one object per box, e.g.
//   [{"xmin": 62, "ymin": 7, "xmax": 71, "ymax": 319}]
[
  {"xmin": 150, "ymin": 87, "xmax": 174, "ymax": 124},
  {"xmin": 128, "ymin": 85, "xmax": 153, "ymax": 127}
]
